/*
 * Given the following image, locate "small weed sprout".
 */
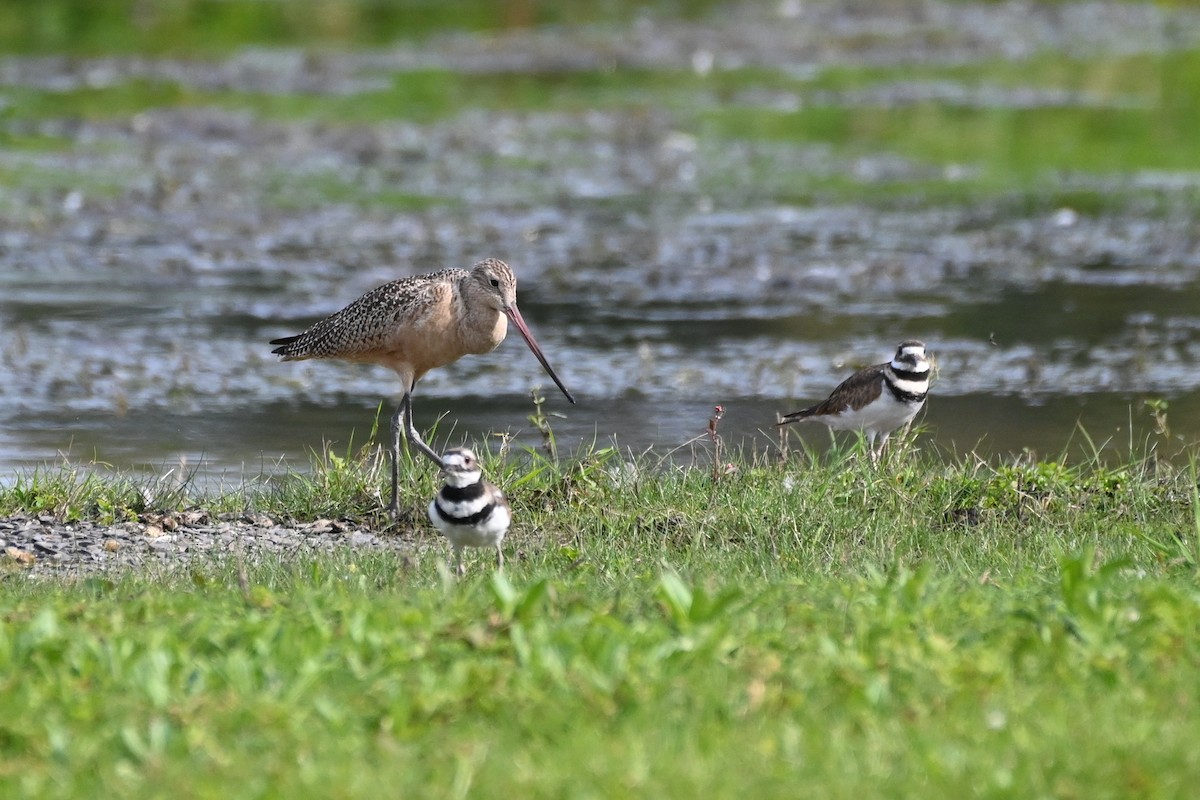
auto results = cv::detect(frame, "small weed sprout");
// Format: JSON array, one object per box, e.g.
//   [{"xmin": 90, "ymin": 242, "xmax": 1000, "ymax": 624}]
[
  {"xmin": 708, "ymin": 404, "xmax": 727, "ymax": 483},
  {"xmin": 1145, "ymin": 398, "xmax": 1170, "ymax": 438},
  {"xmin": 493, "ymin": 431, "xmax": 513, "ymax": 461},
  {"xmin": 528, "ymin": 386, "xmax": 559, "ymax": 462},
  {"xmin": 775, "ymin": 410, "xmax": 790, "ymax": 463}
]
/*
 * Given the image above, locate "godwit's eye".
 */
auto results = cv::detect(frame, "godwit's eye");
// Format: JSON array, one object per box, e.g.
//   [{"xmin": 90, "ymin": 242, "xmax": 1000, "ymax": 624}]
[{"xmin": 489, "ymin": 278, "xmax": 500, "ymax": 288}]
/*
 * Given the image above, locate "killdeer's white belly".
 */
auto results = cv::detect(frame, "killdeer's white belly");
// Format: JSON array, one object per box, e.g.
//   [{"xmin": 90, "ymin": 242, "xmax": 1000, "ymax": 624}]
[
  {"xmin": 825, "ymin": 392, "xmax": 922, "ymax": 434},
  {"xmin": 428, "ymin": 498, "xmax": 510, "ymax": 548}
]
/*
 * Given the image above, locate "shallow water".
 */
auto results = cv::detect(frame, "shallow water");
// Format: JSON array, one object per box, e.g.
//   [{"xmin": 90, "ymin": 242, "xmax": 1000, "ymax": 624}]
[
  {"xmin": 2, "ymin": 1, "xmax": 1200, "ymax": 483},
  {"xmin": 2, "ymin": 389, "xmax": 1196, "ymax": 485}
]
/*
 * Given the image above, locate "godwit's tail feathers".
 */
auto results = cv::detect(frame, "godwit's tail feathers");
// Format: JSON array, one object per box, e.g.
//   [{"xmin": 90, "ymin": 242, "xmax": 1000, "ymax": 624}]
[{"xmin": 269, "ymin": 335, "xmax": 304, "ymax": 358}]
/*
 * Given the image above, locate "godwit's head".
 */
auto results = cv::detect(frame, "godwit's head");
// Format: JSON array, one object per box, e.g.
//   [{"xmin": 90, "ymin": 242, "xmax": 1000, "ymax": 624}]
[
  {"xmin": 470, "ymin": 258, "xmax": 518, "ymax": 311},
  {"xmin": 439, "ymin": 447, "xmax": 484, "ymax": 488},
  {"xmin": 469, "ymin": 258, "xmax": 577, "ymax": 405}
]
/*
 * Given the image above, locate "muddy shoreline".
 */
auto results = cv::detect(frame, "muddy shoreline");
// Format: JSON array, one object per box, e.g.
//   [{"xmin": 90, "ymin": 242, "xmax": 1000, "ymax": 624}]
[{"xmin": 0, "ymin": 511, "xmax": 427, "ymax": 578}]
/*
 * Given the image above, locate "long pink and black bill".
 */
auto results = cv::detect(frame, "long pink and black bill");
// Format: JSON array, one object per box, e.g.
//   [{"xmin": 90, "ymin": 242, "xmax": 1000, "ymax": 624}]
[{"xmin": 504, "ymin": 304, "xmax": 576, "ymax": 404}]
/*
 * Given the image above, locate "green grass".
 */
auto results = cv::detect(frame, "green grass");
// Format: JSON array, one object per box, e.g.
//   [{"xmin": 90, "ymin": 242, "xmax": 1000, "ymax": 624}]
[
  {"xmin": 6, "ymin": 49, "xmax": 1200, "ymax": 208},
  {"xmin": 3, "ymin": 438, "xmax": 1200, "ymax": 797},
  {"xmin": 699, "ymin": 50, "xmax": 1200, "ymax": 199},
  {"xmin": 263, "ymin": 168, "xmax": 451, "ymax": 211},
  {"xmin": 0, "ymin": 0, "xmax": 725, "ymax": 56},
  {"xmin": 0, "ymin": 68, "xmax": 702, "ymax": 126},
  {"xmin": 4, "ymin": 30, "xmax": 1200, "ymax": 210}
]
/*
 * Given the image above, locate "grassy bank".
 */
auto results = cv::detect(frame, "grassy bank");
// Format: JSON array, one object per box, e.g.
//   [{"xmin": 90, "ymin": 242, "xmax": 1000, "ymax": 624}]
[{"xmin": 3, "ymin": 438, "xmax": 1200, "ymax": 797}]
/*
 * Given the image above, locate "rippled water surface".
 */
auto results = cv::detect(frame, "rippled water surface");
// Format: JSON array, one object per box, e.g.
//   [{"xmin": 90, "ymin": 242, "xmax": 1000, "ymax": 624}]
[{"xmin": 3, "ymin": 0, "xmax": 1200, "ymax": 482}]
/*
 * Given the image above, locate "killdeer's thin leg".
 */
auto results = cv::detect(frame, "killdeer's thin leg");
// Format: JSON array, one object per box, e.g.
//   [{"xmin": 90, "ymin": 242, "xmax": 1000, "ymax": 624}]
[{"xmin": 867, "ymin": 432, "xmax": 880, "ymax": 465}]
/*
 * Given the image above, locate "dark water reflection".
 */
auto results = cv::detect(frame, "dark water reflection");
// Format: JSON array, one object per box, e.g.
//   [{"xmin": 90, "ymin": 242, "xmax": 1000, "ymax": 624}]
[{"xmin": 2, "ymin": 390, "xmax": 1197, "ymax": 487}]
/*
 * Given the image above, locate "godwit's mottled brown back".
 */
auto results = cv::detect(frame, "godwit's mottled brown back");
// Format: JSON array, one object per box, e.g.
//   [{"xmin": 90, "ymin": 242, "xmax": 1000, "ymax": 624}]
[
  {"xmin": 270, "ymin": 267, "xmax": 469, "ymax": 363},
  {"xmin": 268, "ymin": 259, "xmax": 530, "ymax": 391}
]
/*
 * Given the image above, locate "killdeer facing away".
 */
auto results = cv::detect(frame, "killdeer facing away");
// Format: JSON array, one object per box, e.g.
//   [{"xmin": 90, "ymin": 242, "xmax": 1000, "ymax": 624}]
[
  {"xmin": 778, "ymin": 340, "xmax": 931, "ymax": 462},
  {"xmin": 428, "ymin": 447, "xmax": 511, "ymax": 576}
]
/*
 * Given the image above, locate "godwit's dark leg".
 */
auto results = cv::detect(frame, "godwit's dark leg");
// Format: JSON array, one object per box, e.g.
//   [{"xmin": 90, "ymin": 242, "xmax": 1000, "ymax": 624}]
[
  {"xmin": 387, "ymin": 391, "xmax": 444, "ymax": 515},
  {"xmin": 401, "ymin": 392, "xmax": 444, "ymax": 467},
  {"xmin": 388, "ymin": 403, "xmax": 404, "ymax": 515}
]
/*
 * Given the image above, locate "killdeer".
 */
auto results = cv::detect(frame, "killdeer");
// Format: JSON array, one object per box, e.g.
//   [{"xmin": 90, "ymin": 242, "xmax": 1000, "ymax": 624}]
[
  {"xmin": 778, "ymin": 340, "xmax": 931, "ymax": 462},
  {"xmin": 427, "ymin": 447, "xmax": 511, "ymax": 576}
]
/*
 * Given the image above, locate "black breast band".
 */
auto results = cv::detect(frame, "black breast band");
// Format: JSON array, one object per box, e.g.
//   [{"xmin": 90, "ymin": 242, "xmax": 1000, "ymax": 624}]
[
  {"xmin": 886, "ymin": 381, "xmax": 927, "ymax": 404},
  {"xmin": 439, "ymin": 482, "xmax": 486, "ymax": 504},
  {"xmin": 435, "ymin": 499, "xmax": 496, "ymax": 526}
]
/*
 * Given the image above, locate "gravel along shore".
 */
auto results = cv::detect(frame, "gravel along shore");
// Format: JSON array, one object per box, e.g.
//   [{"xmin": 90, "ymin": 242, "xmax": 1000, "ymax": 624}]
[{"xmin": 0, "ymin": 512, "xmax": 426, "ymax": 578}]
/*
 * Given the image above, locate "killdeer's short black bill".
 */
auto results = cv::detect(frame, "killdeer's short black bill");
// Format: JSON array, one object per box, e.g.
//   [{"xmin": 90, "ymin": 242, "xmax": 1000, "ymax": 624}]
[
  {"xmin": 427, "ymin": 447, "xmax": 511, "ymax": 576},
  {"xmin": 778, "ymin": 340, "xmax": 931, "ymax": 461}
]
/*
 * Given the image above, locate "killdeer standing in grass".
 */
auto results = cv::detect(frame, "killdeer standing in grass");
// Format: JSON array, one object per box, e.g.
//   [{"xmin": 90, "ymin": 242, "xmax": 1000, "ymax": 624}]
[
  {"xmin": 777, "ymin": 340, "xmax": 931, "ymax": 462},
  {"xmin": 428, "ymin": 447, "xmax": 511, "ymax": 576}
]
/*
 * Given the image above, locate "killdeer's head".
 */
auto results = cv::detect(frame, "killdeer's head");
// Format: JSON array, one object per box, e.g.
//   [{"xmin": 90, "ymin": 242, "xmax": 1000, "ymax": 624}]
[
  {"xmin": 439, "ymin": 447, "xmax": 484, "ymax": 488},
  {"xmin": 891, "ymin": 340, "xmax": 930, "ymax": 375}
]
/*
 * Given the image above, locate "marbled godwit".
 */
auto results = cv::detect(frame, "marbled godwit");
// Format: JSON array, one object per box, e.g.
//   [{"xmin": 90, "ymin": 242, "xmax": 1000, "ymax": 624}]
[
  {"xmin": 777, "ymin": 340, "xmax": 930, "ymax": 462},
  {"xmin": 428, "ymin": 447, "xmax": 510, "ymax": 576},
  {"xmin": 270, "ymin": 258, "xmax": 575, "ymax": 514}
]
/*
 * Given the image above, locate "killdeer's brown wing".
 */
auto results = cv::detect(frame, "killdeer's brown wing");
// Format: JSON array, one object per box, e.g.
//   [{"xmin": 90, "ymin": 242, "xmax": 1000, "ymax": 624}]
[
  {"xmin": 488, "ymin": 481, "xmax": 511, "ymax": 516},
  {"xmin": 779, "ymin": 363, "xmax": 887, "ymax": 423}
]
